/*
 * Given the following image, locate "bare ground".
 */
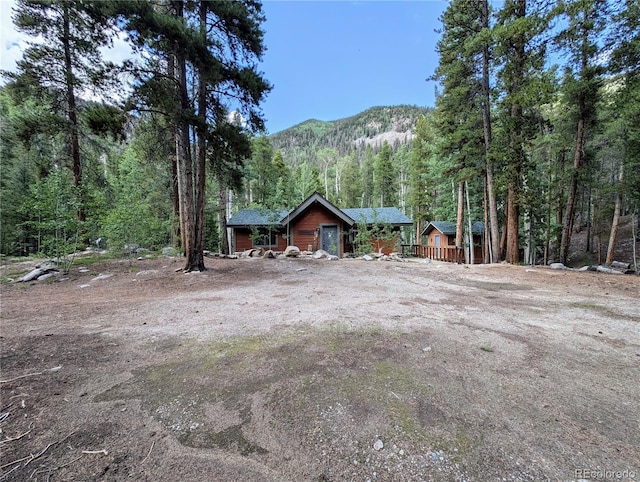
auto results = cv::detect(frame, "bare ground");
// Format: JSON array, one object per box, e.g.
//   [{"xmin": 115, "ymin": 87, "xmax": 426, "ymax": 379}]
[{"xmin": 0, "ymin": 255, "xmax": 639, "ymax": 481}]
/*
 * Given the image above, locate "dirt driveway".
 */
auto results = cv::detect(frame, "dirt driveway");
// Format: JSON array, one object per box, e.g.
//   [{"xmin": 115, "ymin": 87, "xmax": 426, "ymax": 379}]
[{"xmin": 1, "ymin": 255, "xmax": 639, "ymax": 481}]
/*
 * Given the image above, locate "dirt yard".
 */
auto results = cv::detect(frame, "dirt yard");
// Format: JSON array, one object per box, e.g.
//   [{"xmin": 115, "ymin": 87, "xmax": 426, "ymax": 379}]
[{"xmin": 1, "ymin": 255, "xmax": 638, "ymax": 481}]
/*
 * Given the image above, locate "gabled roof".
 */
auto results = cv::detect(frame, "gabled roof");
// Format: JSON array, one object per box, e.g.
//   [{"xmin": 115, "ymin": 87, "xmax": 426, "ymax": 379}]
[
  {"xmin": 342, "ymin": 207, "xmax": 413, "ymax": 226},
  {"xmin": 422, "ymin": 221, "xmax": 485, "ymax": 236},
  {"xmin": 228, "ymin": 193, "xmax": 415, "ymax": 229},
  {"xmin": 283, "ymin": 192, "xmax": 355, "ymax": 226},
  {"xmin": 227, "ymin": 209, "xmax": 289, "ymax": 227}
]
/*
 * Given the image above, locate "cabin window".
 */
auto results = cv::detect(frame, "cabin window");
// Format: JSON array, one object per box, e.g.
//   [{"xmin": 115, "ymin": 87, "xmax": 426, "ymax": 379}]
[{"xmin": 254, "ymin": 229, "xmax": 278, "ymax": 248}]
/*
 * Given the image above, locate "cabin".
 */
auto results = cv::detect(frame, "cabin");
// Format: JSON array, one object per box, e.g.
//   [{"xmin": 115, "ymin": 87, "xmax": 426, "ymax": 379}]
[
  {"xmin": 227, "ymin": 192, "xmax": 413, "ymax": 257},
  {"xmin": 411, "ymin": 221, "xmax": 484, "ymax": 263}
]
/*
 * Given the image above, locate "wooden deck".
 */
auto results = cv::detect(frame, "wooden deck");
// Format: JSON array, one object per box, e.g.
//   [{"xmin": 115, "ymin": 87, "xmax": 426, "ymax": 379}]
[{"xmin": 401, "ymin": 244, "xmax": 464, "ymax": 263}]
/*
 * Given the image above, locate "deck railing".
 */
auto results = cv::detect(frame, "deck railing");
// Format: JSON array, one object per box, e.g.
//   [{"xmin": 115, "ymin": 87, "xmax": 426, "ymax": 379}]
[{"xmin": 401, "ymin": 244, "xmax": 464, "ymax": 263}]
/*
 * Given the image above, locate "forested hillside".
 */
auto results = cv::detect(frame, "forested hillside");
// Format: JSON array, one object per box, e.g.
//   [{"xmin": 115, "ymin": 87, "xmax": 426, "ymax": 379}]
[
  {"xmin": 269, "ymin": 105, "xmax": 428, "ymax": 166},
  {"xmin": 1, "ymin": 0, "xmax": 638, "ymax": 270}
]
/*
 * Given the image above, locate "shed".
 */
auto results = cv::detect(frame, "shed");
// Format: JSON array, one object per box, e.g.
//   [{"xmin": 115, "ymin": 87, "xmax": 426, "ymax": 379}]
[{"xmin": 420, "ymin": 221, "xmax": 484, "ymax": 263}]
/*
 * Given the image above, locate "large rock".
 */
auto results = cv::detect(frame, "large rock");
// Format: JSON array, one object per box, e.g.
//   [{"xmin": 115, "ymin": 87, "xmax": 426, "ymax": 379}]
[
  {"xmin": 313, "ymin": 249, "xmax": 330, "ymax": 259},
  {"xmin": 162, "ymin": 246, "xmax": 179, "ymax": 256},
  {"xmin": 362, "ymin": 254, "xmax": 374, "ymax": 261},
  {"xmin": 549, "ymin": 262, "xmax": 566, "ymax": 270},
  {"xmin": 124, "ymin": 243, "xmax": 140, "ymax": 254},
  {"xmin": 18, "ymin": 268, "xmax": 46, "ymax": 282},
  {"xmin": 611, "ymin": 261, "xmax": 630, "ymax": 270},
  {"xmin": 284, "ymin": 246, "xmax": 301, "ymax": 257}
]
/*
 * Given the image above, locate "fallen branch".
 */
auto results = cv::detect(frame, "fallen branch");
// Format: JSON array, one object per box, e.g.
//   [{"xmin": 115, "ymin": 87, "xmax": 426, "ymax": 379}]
[
  {"xmin": 0, "ymin": 430, "xmax": 72, "ymax": 472},
  {"xmin": 141, "ymin": 440, "xmax": 155, "ymax": 464},
  {"xmin": 32, "ymin": 455, "xmax": 83, "ymax": 478},
  {"xmin": 0, "ymin": 454, "xmax": 31, "ymax": 471},
  {"xmin": 23, "ymin": 441, "xmax": 56, "ymax": 467},
  {"xmin": 0, "ymin": 465, "xmax": 21, "ymax": 481},
  {"xmin": 0, "ymin": 366, "xmax": 62, "ymax": 384},
  {"xmin": 0, "ymin": 428, "xmax": 32, "ymax": 446},
  {"xmin": 82, "ymin": 449, "xmax": 108, "ymax": 455}
]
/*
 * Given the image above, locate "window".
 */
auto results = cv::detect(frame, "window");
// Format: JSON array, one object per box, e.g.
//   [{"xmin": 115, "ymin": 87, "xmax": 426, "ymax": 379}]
[{"xmin": 254, "ymin": 229, "xmax": 278, "ymax": 248}]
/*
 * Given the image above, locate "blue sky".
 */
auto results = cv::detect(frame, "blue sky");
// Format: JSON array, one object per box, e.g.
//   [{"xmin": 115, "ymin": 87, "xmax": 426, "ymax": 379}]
[
  {"xmin": 0, "ymin": 0, "xmax": 448, "ymax": 134},
  {"xmin": 260, "ymin": 1, "xmax": 447, "ymax": 133}
]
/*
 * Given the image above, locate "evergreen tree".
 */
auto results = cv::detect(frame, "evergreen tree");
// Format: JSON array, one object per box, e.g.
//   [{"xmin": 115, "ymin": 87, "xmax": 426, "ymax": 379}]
[
  {"xmin": 248, "ymin": 136, "xmax": 275, "ymax": 204},
  {"xmin": 118, "ymin": 0, "xmax": 270, "ymax": 270},
  {"xmin": 494, "ymin": 0, "xmax": 552, "ymax": 263},
  {"xmin": 361, "ymin": 144, "xmax": 375, "ymax": 208},
  {"xmin": 373, "ymin": 141, "xmax": 398, "ymax": 207},
  {"xmin": 8, "ymin": 0, "xmax": 116, "ymax": 225},
  {"xmin": 340, "ymin": 152, "xmax": 363, "ymax": 208},
  {"xmin": 556, "ymin": 0, "xmax": 608, "ymax": 264},
  {"xmin": 408, "ymin": 114, "xmax": 438, "ymax": 242},
  {"xmin": 432, "ymin": 0, "xmax": 486, "ymax": 251}
]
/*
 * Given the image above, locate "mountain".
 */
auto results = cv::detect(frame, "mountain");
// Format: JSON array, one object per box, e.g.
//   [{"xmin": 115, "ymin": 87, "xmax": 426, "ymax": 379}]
[{"xmin": 268, "ymin": 105, "xmax": 431, "ymax": 167}]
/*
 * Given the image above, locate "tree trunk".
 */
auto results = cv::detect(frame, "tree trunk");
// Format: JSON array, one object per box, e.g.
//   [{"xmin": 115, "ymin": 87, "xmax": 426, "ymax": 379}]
[
  {"xmin": 172, "ymin": 0, "xmax": 199, "ymax": 272},
  {"xmin": 483, "ymin": 180, "xmax": 490, "ymax": 263},
  {"xmin": 559, "ymin": 117, "xmax": 585, "ymax": 264},
  {"xmin": 62, "ymin": 3, "xmax": 84, "ymax": 223},
  {"xmin": 506, "ymin": 185, "xmax": 519, "ymax": 264},
  {"xmin": 219, "ymin": 186, "xmax": 230, "ymax": 255},
  {"xmin": 456, "ymin": 181, "xmax": 464, "ymax": 251},
  {"xmin": 480, "ymin": 0, "xmax": 500, "ymax": 263},
  {"xmin": 605, "ymin": 162, "xmax": 624, "ymax": 265},
  {"xmin": 172, "ymin": 140, "xmax": 181, "ymax": 248},
  {"xmin": 188, "ymin": 0, "xmax": 208, "ymax": 272},
  {"xmin": 465, "ymin": 181, "xmax": 474, "ymax": 265}
]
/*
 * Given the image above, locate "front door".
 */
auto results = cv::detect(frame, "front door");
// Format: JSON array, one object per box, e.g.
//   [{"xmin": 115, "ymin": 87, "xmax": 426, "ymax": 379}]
[{"xmin": 321, "ymin": 225, "xmax": 339, "ymax": 256}]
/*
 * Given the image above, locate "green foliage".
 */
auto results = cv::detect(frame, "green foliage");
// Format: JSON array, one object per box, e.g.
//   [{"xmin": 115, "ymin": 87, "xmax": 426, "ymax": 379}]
[
  {"xmin": 100, "ymin": 145, "xmax": 172, "ymax": 252},
  {"xmin": 373, "ymin": 141, "xmax": 398, "ymax": 207},
  {"xmin": 352, "ymin": 212, "xmax": 396, "ymax": 255},
  {"xmin": 22, "ymin": 168, "xmax": 81, "ymax": 265}
]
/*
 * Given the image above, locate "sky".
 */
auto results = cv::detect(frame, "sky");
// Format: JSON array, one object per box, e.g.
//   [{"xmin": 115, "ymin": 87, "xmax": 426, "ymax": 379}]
[{"xmin": 0, "ymin": 0, "xmax": 448, "ymax": 135}]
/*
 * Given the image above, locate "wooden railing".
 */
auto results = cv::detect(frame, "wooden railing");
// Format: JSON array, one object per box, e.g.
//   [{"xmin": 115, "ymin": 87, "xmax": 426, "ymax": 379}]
[{"xmin": 401, "ymin": 244, "xmax": 464, "ymax": 263}]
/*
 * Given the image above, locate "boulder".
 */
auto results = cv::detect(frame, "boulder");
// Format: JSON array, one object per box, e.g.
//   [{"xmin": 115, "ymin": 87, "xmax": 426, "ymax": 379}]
[
  {"xmin": 37, "ymin": 272, "xmax": 58, "ymax": 281},
  {"xmin": 124, "ymin": 243, "xmax": 140, "ymax": 254},
  {"xmin": 36, "ymin": 260, "xmax": 58, "ymax": 271},
  {"xmin": 549, "ymin": 262, "xmax": 566, "ymax": 270},
  {"xmin": 18, "ymin": 268, "xmax": 46, "ymax": 282},
  {"xmin": 313, "ymin": 249, "xmax": 330, "ymax": 259},
  {"xmin": 284, "ymin": 246, "xmax": 301, "ymax": 257},
  {"xmin": 362, "ymin": 254, "xmax": 374, "ymax": 261},
  {"xmin": 328, "ymin": 255, "xmax": 339, "ymax": 261},
  {"xmin": 162, "ymin": 246, "xmax": 179, "ymax": 257},
  {"xmin": 611, "ymin": 261, "xmax": 630, "ymax": 270}
]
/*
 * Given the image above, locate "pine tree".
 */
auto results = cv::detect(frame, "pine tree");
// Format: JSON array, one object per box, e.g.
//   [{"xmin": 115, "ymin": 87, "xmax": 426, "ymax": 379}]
[
  {"xmin": 432, "ymin": 0, "xmax": 486, "ymax": 252},
  {"xmin": 494, "ymin": 0, "xmax": 552, "ymax": 263},
  {"xmin": 373, "ymin": 141, "xmax": 398, "ymax": 207},
  {"xmin": 408, "ymin": 114, "xmax": 438, "ymax": 243},
  {"xmin": 556, "ymin": 0, "xmax": 608, "ymax": 265},
  {"xmin": 8, "ymin": 0, "xmax": 116, "ymax": 224}
]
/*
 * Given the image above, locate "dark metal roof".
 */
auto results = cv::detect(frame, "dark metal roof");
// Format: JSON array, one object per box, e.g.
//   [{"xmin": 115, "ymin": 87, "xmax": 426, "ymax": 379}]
[
  {"xmin": 421, "ymin": 221, "xmax": 485, "ymax": 236},
  {"xmin": 228, "ymin": 194, "xmax": 415, "ymax": 229},
  {"xmin": 227, "ymin": 209, "xmax": 289, "ymax": 227},
  {"xmin": 342, "ymin": 208, "xmax": 413, "ymax": 226}
]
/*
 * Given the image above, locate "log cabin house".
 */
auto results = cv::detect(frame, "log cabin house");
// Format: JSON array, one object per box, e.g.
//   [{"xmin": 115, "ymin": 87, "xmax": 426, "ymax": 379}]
[{"xmin": 227, "ymin": 192, "xmax": 413, "ymax": 257}]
